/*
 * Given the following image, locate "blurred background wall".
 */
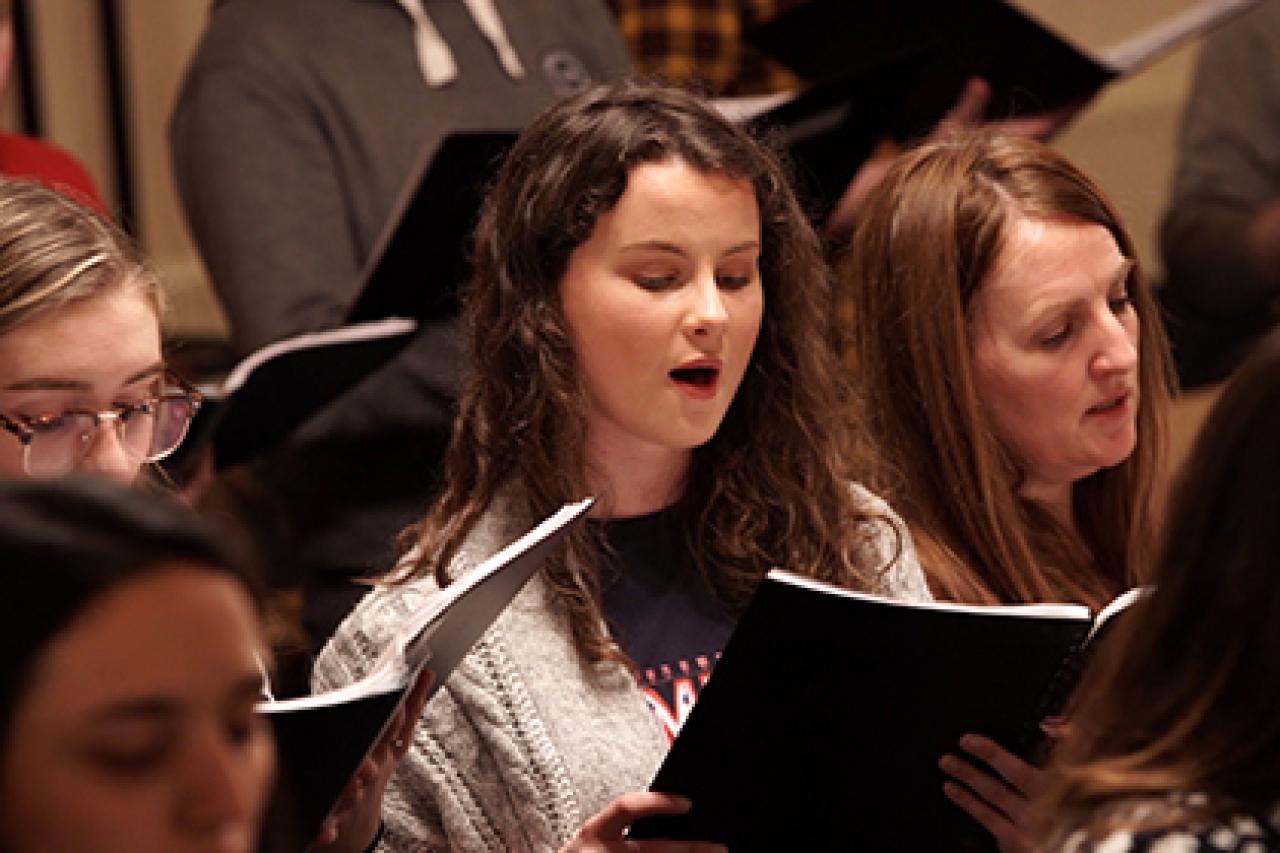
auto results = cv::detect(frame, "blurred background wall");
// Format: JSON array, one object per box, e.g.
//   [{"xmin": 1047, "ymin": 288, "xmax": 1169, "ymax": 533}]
[
  {"xmin": 7, "ymin": 1, "xmax": 221, "ymax": 337},
  {"xmin": 10, "ymin": 0, "xmax": 1218, "ymax": 450}
]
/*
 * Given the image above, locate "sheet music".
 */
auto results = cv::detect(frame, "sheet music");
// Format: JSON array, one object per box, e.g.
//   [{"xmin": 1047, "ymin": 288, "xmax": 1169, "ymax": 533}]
[
  {"xmin": 1097, "ymin": 0, "xmax": 1265, "ymax": 74},
  {"xmin": 711, "ymin": 91, "xmax": 796, "ymax": 124}
]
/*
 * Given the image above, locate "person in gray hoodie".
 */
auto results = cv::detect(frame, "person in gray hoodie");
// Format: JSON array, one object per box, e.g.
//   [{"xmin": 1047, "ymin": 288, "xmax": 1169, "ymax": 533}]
[{"xmin": 169, "ymin": 0, "xmax": 631, "ymax": 647}]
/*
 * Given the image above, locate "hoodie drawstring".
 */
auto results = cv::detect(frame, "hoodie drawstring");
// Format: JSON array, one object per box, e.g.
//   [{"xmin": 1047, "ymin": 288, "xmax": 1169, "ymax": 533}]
[{"xmin": 396, "ymin": 0, "xmax": 526, "ymax": 87}]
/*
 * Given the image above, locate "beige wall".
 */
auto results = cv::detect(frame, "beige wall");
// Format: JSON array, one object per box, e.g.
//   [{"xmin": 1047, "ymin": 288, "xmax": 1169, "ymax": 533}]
[
  {"xmin": 1018, "ymin": 0, "xmax": 1204, "ymax": 282},
  {"xmin": 11, "ymin": 0, "xmax": 220, "ymax": 336}
]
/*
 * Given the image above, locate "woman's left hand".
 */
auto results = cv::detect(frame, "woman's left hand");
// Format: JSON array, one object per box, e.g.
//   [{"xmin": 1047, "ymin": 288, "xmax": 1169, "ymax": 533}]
[
  {"xmin": 305, "ymin": 670, "xmax": 434, "ymax": 853},
  {"xmin": 938, "ymin": 733, "xmax": 1043, "ymax": 853}
]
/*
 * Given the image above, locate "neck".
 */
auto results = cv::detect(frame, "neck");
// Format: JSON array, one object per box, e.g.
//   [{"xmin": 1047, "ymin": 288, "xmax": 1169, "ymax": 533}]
[
  {"xmin": 1019, "ymin": 477, "xmax": 1077, "ymax": 535},
  {"xmin": 585, "ymin": 439, "xmax": 690, "ymax": 519}
]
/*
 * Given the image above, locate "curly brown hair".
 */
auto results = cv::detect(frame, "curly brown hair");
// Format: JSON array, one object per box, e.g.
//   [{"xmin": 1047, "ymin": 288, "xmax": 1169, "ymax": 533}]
[
  {"xmin": 391, "ymin": 81, "xmax": 892, "ymax": 665},
  {"xmin": 841, "ymin": 131, "xmax": 1174, "ymax": 609}
]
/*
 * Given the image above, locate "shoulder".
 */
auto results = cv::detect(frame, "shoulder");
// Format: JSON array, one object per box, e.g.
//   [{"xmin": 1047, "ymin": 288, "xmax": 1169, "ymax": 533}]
[
  {"xmin": 847, "ymin": 482, "xmax": 933, "ymax": 603},
  {"xmin": 311, "ymin": 578, "xmax": 437, "ymax": 690},
  {"xmin": 181, "ymin": 0, "xmax": 381, "ymax": 87},
  {"xmin": 312, "ymin": 490, "xmax": 539, "ymax": 689},
  {"xmin": 187, "ymin": 0, "xmax": 303, "ymax": 64}
]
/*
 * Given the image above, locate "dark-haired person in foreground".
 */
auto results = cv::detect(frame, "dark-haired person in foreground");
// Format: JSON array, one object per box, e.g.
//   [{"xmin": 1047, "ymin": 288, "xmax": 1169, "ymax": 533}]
[
  {"xmin": 0, "ymin": 477, "xmax": 274, "ymax": 853},
  {"xmin": 1036, "ymin": 331, "xmax": 1280, "ymax": 851}
]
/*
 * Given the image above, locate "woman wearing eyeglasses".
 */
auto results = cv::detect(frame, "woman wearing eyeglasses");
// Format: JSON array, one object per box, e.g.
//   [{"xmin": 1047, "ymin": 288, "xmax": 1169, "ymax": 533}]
[
  {"xmin": 0, "ymin": 178, "xmax": 416, "ymax": 852},
  {"xmin": 0, "ymin": 177, "xmax": 200, "ymax": 484}
]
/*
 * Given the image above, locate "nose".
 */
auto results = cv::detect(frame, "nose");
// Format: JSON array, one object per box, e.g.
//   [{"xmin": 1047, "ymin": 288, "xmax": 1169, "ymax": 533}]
[
  {"xmin": 1091, "ymin": 309, "xmax": 1139, "ymax": 378},
  {"xmin": 174, "ymin": 723, "xmax": 264, "ymax": 842},
  {"xmin": 76, "ymin": 419, "xmax": 138, "ymax": 484},
  {"xmin": 684, "ymin": 271, "xmax": 729, "ymax": 345}
]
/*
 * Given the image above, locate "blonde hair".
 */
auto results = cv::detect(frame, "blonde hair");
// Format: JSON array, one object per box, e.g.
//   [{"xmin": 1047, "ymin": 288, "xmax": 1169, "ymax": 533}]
[{"xmin": 0, "ymin": 177, "xmax": 159, "ymax": 336}]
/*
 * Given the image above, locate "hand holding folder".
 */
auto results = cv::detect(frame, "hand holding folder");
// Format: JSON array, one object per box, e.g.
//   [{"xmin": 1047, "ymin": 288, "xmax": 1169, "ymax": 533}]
[{"xmin": 740, "ymin": 0, "xmax": 1263, "ymax": 224}]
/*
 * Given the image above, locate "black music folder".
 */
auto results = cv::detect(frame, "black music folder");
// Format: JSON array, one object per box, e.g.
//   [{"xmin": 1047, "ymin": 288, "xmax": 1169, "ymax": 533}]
[
  {"xmin": 346, "ymin": 131, "xmax": 518, "ymax": 324},
  {"xmin": 749, "ymin": 0, "xmax": 1262, "ymax": 139},
  {"xmin": 630, "ymin": 571, "xmax": 1146, "ymax": 851},
  {"xmin": 167, "ymin": 317, "xmax": 417, "ymax": 472}
]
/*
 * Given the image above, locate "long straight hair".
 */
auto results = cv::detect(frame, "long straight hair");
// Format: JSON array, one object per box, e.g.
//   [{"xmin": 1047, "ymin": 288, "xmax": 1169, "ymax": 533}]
[
  {"xmin": 841, "ymin": 132, "xmax": 1173, "ymax": 608},
  {"xmin": 1036, "ymin": 332, "xmax": 1280, "ymax": 842},
  {"xmin": 393, "ymin": 82, "xmax": 893, "ymax": 665}
]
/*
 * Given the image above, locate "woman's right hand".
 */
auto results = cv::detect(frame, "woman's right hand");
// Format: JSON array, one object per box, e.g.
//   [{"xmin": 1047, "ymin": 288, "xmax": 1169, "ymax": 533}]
[{"xmin": 560, "ymin": 792, "xmax": 726, "ymax": 853}]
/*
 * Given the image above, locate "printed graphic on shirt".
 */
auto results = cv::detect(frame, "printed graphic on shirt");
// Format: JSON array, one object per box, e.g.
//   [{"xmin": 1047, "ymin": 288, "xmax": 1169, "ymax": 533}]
[{"xmin": 636, "ymin": 651, "xmax": 722, "ymax": 742}]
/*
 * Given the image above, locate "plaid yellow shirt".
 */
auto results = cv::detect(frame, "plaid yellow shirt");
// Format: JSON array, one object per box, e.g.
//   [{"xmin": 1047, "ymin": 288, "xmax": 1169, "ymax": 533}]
[{"xmin": 607, "ymin": 0, "xmax": 806, "ymax": 96}]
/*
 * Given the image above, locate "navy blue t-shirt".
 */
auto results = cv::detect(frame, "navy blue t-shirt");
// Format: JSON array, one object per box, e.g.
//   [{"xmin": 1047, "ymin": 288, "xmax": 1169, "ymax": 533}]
[{"xmin": 597, "ymin": 506, "xmax": 736, "ymax": 742}]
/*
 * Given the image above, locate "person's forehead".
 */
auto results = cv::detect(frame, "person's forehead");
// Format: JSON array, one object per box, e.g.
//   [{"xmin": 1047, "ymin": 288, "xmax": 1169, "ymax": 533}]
[
  {"xmin": 980, "ymin": 217, "xmax": 1123, "ymax": 312},
  {"xmin": 0, "ymin": 290, "xmax": 161, "ymax": 393},
  {"xmin": 21, "ymin": 569, "xmax": 262, "ymax": 721}
]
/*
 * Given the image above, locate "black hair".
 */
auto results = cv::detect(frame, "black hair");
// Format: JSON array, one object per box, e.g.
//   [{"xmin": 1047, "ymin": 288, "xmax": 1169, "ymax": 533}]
[{"xmin": 0, "ymin": 476, "xmax": 255, "ymax": 752}]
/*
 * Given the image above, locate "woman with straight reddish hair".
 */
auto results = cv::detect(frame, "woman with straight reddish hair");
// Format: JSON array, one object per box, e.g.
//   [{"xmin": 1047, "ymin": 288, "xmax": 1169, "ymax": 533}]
[{"xmin": 840, "ymin": 130, "xmax": 1176, "ymax": 849}]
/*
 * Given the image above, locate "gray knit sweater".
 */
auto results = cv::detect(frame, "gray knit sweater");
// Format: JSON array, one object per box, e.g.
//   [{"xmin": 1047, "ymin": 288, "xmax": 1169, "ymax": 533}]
[{"xmin": 312, "ymin": 485, "xmax": 930, "ymax": 851}]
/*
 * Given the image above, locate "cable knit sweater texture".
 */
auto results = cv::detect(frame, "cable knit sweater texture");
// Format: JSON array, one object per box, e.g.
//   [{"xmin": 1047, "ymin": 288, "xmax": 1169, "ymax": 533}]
[{"xmin": 312, "ymin": 484, "xmax": 930, "ymax": 851}]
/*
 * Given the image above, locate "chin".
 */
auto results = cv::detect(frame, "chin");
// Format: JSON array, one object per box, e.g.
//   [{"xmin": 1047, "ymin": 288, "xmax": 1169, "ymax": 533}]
[
  {"xmin": 669, "ymin": 417, "xmax": 730, "ymax": 450},
  {"xmin": 1086, "ymin": 448, "xmax": 1137, "ymax": 477}
]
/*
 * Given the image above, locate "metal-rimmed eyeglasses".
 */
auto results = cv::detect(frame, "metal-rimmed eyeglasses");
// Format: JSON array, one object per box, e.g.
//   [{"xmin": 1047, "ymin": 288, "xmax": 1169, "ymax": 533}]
[{"xmin": 0, "ymin": 373, "xmax": 203, "ymax": 477}]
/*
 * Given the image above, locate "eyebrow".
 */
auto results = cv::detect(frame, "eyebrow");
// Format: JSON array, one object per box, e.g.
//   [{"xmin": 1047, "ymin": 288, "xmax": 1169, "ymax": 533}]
[
  {"xmin": 89, "ymin": 697, "xmax": 180, "ymax": 725},
  {"xmin": 88, "ymin": 673, "xmax": 265, "ymax": 725},
  {"xmin": 3, "ymin": 362, "xmax": 166, "ymax": 393},
  {"xmin": 1024, "ymin": 258, "xmax": 1136, "ymax": 326},
  {"xmin": 618, "ymin": 240, "xmax": 761, "ymax": 257}
]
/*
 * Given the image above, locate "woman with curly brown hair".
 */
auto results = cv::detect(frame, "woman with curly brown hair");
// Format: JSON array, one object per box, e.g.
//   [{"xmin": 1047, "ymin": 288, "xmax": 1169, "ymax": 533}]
[
  {"xmin": 313, "ymin": 81, "xmax": 929, "ymax": 850},
  {"xmin": 840, "ymin": 131, "xmax": 1176, "ymax": 850}
]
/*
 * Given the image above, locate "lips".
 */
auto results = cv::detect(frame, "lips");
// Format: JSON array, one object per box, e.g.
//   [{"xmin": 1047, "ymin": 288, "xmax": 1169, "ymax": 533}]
[
  {"xmin": 670, "ymin": 358, "xmax": 721, "ymax": 399},
  {"xmin": 1086, "ymin": 389, "xmax": 1132, "ymax": 416}
]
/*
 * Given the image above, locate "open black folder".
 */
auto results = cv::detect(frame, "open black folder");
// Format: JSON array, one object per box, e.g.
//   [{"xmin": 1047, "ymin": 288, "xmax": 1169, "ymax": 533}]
[
  {"xmin": 167, "ymin": 131, "xmax": 519, "ymax": 474},
  {"xmin": 347, "ymin": 131, "xmax": 517, "ymax": 325},
  {"xmin": 748, "ymin": 0, "xmax": 1262, "ymax": 152},
  {"xmin": 629, "ymin": 570, "xmax": 1146, "ymax": 851},
  {"xmin": 167, "ymin": 317, "xmax": 417, "ymax": 472},
  {"xmin": 260, "ymin": 497, "xmax": 594, "ymax": 843},
  {"xmin": 716, "ymin": 47, "xmax": 937, "ymax": 220}
]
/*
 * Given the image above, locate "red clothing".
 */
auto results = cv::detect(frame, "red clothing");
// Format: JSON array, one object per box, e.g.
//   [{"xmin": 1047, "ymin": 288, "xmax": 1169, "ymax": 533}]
[{"xmin": 0, "ymin": 132, "xmax": 108, "ymax": 215}]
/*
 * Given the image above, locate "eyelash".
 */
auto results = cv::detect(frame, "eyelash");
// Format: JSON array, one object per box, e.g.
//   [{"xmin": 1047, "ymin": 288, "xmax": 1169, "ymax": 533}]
[
  {"xmin": 1039, "ymin": 292, "xmax": 1133, "ymax": 349},
  {"xmin": 633, "ymin": 271, "xmax": 756, "ymax": 292},
  {"xmin": 717, "ymin": 272, "xmax": 755, "ymax": 290},
  {"xmin": 89, "ymin": 743, "xmax": 169, "ymax": 777},
  {"xmin": 1041, "ymin": 324, "xmax": 1072, "ymax": 348},
  {"xmin": 635, "ymin": 274, "xmax": 677, "ymax": 291},
  {"xmin": 1108, "ymin": 293, "xmax": 1133, "ymax": 314}
]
